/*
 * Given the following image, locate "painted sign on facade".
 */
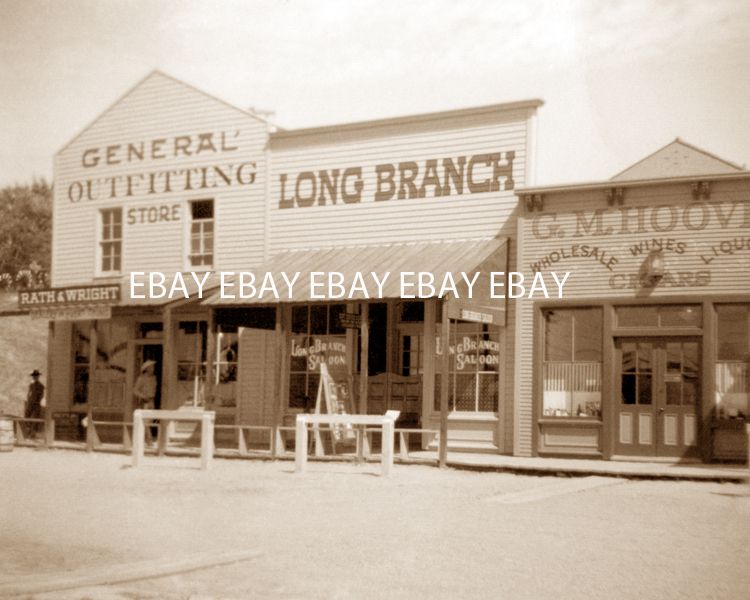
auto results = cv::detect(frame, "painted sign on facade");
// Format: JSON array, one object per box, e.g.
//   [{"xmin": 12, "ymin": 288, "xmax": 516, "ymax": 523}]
[{"xmin": 525, "ymin": 195, "xmax": 750, "ymax": 294}]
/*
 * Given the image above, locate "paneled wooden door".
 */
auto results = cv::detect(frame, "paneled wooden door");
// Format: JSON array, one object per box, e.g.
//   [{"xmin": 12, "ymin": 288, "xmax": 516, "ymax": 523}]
[{"xmin": 615, "ymin": 338, "xmax": 700, "ymax": 458}]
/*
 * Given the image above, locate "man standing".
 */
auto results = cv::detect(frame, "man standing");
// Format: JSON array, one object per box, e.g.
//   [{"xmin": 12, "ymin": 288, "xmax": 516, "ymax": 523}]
[
  {"xmin": 25, "ymin": 369, "xmax": 45, "ymax": 437},
  {"xmin": 133, "ymin": 360, "xmax": 158, "ymax": 442}
]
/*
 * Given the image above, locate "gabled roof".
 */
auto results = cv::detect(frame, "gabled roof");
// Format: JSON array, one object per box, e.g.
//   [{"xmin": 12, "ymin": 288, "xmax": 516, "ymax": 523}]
[
  {"xmin": 56, "ymin": 70, "xmax": 271, "ymax": 156},
  {"xmin": 611, "ymin": 138, "xmax": 744, "ymax": 181}
]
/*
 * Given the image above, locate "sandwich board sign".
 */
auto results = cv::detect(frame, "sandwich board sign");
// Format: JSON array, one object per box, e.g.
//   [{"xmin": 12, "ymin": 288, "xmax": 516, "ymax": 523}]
[{"xmin": 313, "ymin": 362, "xmax": 356, "ymax": 452}]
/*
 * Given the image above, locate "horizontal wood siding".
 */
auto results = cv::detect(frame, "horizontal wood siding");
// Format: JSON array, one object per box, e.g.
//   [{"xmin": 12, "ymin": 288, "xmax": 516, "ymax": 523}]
[
  {"xmin": 268, "ymin": 109, "xmax": 531, "ymax": 250},
  {"xmin": 52, "ymin": 72, "xmax": 268, "ymax": 286},
  {"xmin": 516, "ymin": 179, "xmax": 750, "ymax": 456}
]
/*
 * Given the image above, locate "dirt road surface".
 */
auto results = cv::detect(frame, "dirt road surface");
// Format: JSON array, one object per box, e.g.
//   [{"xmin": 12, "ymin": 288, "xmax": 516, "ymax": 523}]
[{"xmin": 1, "ymin": 448, "xmax": 749, "ymax": 599}]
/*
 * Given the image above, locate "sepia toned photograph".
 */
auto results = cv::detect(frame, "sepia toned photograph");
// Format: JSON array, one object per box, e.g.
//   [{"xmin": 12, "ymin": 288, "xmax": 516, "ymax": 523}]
[{"xmin": 1, "ymin": 1, "xmax": 749, "ymax": 598}]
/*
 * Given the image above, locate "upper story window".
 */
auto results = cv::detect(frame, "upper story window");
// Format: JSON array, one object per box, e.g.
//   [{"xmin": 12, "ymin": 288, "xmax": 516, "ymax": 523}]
[
  {"xmin": 99, "ymin": 208, "xmax": 122, "ymax": 274},
  {"xmin": 188, "ymin": 199, "xmax": 214, "ymax": 268}
]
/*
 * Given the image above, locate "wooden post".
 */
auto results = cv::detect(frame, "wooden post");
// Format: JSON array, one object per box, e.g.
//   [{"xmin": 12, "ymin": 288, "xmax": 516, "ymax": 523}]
[
  {"xmin": 157, "ymin": 417, "xmax": 168, "ymax": 456},
  {"xmin": 439, "ymin": 304, "xmax": 450, "ymax": 468},
  {"xmin": 399, "ymin": 431, "xmax": 409, "ymax": 460},
  {"xmin": 238, "ymin": 427, "xmax": 248, "ymax": 455},
  {"xmin": 271, "ymin": 305, "xmax": 283, "ymax": 458},
  {"xmin": 44, "ymin": 321, "xmax": 54, "ymax": 448},
  {"xmin": 85, "ymin": 406, "xmax": 94, "ymax": 452},
  {"xmin": 295, "ymin": 415, "xmax": 307, "ymax": 473},
  {"xmin": 205, "ymin": 308, "xmax": 216, "ymax": 406},
  {"xmin": 122, "ymin": 423, "xmax": 132, "ymax": 451},
  {"xmin": 200, "ymin": 412, "xmax": 214, "ymax": 471},
  {"xmin": 162, "ymin": 306, "xmax": 174, "ymax": 410},
  {"xmin": 359, "ymin": 303, "xmax": 369, "ymax": 414},
  {"xmin": 132, "ymin": 410, "xmax": 144, "ymax": 467},
  {"xmin": 382, "ymin": 417, "xmax": 395, "ymax": 476}
]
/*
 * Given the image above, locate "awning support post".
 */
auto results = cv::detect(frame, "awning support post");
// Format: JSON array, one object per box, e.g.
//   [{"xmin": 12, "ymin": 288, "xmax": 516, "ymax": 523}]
[{"xmin": 439, "ymin": 303, "xmax": 450, "ymax": 468}]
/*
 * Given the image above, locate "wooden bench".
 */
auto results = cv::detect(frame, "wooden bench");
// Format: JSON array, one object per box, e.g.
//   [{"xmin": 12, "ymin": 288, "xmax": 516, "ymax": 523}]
[
  {"xmin": 295, "ymin": 410, "xmax": 400, "ymax": 476},
  {"xmin": 132, "ymin": 409, "xmax": 215, "ymax": 470}
]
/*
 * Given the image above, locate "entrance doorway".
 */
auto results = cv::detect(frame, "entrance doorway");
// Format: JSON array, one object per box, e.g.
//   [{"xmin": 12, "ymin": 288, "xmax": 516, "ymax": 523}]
[
  {"xmin": 136, "ymin": 343, "xmax": 163, "ymax": 410},
  {"xmin": 615, "ymin": 338, "xmax": 700, "ymax": 458}
]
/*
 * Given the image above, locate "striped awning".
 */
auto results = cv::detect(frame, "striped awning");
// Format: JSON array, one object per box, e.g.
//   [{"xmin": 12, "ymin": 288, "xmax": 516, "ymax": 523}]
[{"xmin": 204, "ymin": 237, "xmax": 508, "ymax": 316}]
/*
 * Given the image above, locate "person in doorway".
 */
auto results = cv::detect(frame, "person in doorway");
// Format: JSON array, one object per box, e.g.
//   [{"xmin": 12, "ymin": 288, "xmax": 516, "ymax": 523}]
[
  {"xmin": 25, "ymin": 369, "xmax": 45, "ymax": 438},
  {"xmin": 133, "ymin": 360, "xmax": 158, "ymax": 441}
]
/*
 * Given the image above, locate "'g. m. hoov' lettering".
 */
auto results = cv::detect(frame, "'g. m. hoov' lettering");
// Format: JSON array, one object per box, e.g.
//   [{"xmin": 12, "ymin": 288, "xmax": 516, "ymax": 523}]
[{"xmin": 278, "ymin": 151, "xmax": 515, "ymax": 208}]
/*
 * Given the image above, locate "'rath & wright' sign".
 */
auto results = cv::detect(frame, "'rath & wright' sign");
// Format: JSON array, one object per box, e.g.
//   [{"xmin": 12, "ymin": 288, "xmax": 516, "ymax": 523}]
[{"xmin": 18, "ymin": 284, "xmax": 121, "ymax": 308}]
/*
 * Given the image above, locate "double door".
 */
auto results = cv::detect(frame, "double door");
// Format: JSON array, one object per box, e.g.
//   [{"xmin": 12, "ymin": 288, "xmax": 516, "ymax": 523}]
[{"xmin": 615, "ymin": 338, "xmax": 700, "ymax": 458}]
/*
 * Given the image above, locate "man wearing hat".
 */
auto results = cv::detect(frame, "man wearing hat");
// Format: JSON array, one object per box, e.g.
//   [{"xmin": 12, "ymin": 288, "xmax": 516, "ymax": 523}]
[
  {"xmin": 25, "ymin": 369, "xmax": 45, "ymax": 437},
  {"xmin": 133, "ymin": 360, "xmax": 157, "ymax": 410},
  {"xmin": 134, "ymin": 360, "xmax": 158, "ymax": 442}
]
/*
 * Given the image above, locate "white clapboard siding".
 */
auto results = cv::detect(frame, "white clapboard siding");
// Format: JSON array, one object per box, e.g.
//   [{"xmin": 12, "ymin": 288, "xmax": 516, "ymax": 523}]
[
  {"xmin": 268, "ymin": 107, "xmax": 534, "ymax": 251},
  {"xmin": 52, "ymin": 71, "xmax": 269, "ymax": 286}
]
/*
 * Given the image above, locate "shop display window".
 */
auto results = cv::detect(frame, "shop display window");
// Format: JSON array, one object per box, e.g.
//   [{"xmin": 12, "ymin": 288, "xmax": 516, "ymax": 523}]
[
  {"xmin": 715, "ymin": 304, "xmax": 749, "ymax": 419},
  {"xmin": 90, "ymin": 320, "xmax": 128, "ymax": 409},
  {"xmin": 434, "ymin": 321, "xmax": 501, "ymax": 413},
  {"xmin": 72, "ymin": 322, "xmax": 91, "ymax": 404},
  {"xmin": 542, "ymin": 308, "xmax": 602, "ymax": 418},
  {"xmin": 177, "ymin": 321, "xmax": 208, "ymax": 407},
  {"xmin": 212, "ymin": 324, "xmax": 238, "ymax": 408},
  {"xmin": 289, "ymin": 304, "xmax": 346, "ymax": 409}
]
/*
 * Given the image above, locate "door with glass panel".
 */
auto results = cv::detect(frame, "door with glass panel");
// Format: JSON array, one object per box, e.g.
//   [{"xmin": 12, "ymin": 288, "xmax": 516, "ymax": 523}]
[{"xmin": 615, "ymin": 338, "xmax": 700, "ymax": 457}]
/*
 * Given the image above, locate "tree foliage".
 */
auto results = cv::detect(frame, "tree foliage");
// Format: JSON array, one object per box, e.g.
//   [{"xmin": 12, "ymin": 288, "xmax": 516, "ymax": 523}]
[{"xmin": 0, "ymin": 179, "xmax": 52, "ymax": 288}]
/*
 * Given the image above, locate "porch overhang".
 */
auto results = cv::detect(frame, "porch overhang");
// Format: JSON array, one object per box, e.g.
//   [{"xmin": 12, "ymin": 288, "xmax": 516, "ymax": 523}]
[{"xmin": 203, "ymin": 237, "xmax": 509, "ymax": 325}]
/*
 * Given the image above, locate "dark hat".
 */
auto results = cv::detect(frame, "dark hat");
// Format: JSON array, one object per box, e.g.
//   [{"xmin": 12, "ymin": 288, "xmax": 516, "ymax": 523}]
[{"xmin": 30, "ymin": 369, "xmax": 41, "ymax": 377}]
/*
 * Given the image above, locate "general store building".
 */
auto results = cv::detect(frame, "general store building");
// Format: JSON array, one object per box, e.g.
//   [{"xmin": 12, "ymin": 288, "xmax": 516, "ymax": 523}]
[{"xmin": 41, "ymin": 71, "xmax": 541, "ymax": 453}]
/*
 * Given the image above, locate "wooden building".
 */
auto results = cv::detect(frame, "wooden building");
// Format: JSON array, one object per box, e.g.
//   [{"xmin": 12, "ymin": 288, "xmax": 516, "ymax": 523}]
[
  {"xmin": 42, "ymin": 70, "xmax": 542, "ymax": 453},
  {"xmin": 516, "ymin": 139, "xmax": 750, "ymax": 461}
]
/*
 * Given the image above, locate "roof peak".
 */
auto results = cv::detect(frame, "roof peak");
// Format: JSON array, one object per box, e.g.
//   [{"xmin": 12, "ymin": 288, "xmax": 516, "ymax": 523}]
[{"xmin": 611, "ymin": 138, "xmax": 744, "ymax": 181}]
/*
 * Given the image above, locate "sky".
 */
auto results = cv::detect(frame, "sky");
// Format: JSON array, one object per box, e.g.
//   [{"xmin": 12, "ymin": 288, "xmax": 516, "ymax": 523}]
[{"xmin": 1, "ymin": 0, "xmax": 749, "ymax": 188}]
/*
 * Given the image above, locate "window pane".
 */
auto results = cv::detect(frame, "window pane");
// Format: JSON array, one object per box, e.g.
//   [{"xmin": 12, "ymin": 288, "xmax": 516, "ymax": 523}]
[
  {"xmin": 310, "ymin": 305, "xmax": 327, "ymax": 335},
  {"xmin": 292, "ymin": 306, "xmax": 308, "ymax": 334},
  {"xmin": 191, "ymin": 200, "xmax": 213, "ymax": 220},
  {"xmin": 617, "ymin": 306, "xmax": 658, "ymax": 327},
  {"xmin": 574, "ymin": 309, "xmax": 602, "ymax": 362},
  {"xmin": 660, "ymin": 305, "xmax": 701, "ymax": 327},
  {"xmin": 717, "ymin": 305, "xmax": 749, "ymax": 360},
  {"xmin": 544, "ymin": 310, "xmax": 572, "ymax": 361}
]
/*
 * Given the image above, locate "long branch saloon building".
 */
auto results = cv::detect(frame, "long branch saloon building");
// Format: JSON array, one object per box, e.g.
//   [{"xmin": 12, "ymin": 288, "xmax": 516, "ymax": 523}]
[{"xmin": 39, "ymin": 71, "xmax": 539, "ymax": 453}]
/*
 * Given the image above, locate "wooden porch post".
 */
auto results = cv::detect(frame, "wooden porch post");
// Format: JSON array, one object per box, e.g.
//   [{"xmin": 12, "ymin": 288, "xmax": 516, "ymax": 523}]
[
  {"xmin": 205, "ymin": 308, "xmax": 216, "ymax": 407},
  {"xmin": 439, "ymin": 302, "xmax": 450, "ymax": 468},
  {"xmin": 358, "ymin": 302, "xmax": 369, "ymax": 414},
  {"xmin": 162, "ymin": 306, "xmax": 174, "ymax": 410}
]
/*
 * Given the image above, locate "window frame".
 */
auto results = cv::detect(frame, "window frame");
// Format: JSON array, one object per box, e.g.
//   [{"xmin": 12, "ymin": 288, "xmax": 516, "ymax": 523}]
[
  {"xmin": 541, "ymin": 307, "xmax": 603, "ymax": 419},
  {"xmin": 97, "ymin": 207, "xmax": 123, "ymax": 276},
  {"xmin": 185, "ymin": 198, "xmax": 215, "ymax": 271}
]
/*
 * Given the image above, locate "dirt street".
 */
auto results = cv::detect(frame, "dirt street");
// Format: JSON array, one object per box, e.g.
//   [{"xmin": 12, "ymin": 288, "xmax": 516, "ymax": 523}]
[{"xmin": 1, "ymin": 448, "xmax": 749, "ymax": 599}]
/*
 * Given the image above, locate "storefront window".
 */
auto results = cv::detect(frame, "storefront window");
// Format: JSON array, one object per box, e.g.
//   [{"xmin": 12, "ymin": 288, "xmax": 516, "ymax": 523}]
[
  {"xmin": 434, "ymin": 321, "xmax": 501, "ymax": 413},
  {"xmin": 542, "ymin": 308, "xmax": 602, "ymax": 417},
  {"xmin": 212, "ymin": 324, "xmax": 238, "ymax": 408},
  {"xmin": 72, "ymin": 322, "xmax": 91, "ymax": 404},
  {"xmin": 177, "ymin": 321, "xmax": 208, "ymax": 406},
  {"xmin": 289, "ymin": 304, "xmax": 346, "ymax": 409},
  {"xmin": 91, "ymin": 320, "xmax": 128, "ymax": 409},
  {"xmin": 715, "ymin": 304, "xmax": 749, "ymax": 419}
]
